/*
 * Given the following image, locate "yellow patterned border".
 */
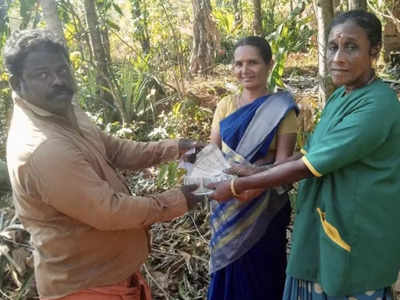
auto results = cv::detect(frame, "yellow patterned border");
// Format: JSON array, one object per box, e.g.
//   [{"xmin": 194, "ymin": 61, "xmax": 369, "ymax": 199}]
[
  {"xmin": 213, "ymin": 192, "xmax": 271, "ymax": 251},
  {"xmin": 221, "ymin": 142, "xmax": 246, "ymax": 162},
  {"xmin": 317, "ymin": 208, "xmax": 351, "ymax": 252},
  {"xmin": 300, "ymin": 148, "xmax": 307, "ymax": 155},
  {"xmin": 302, "ymin": 156, "xmax": 322, "ymax": 177}
]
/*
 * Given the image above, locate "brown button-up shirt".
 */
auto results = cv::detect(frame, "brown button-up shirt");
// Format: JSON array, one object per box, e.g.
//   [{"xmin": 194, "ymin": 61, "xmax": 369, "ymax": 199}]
[{"xmin": 7, "ymin": 94, "xmax": 188, "ymax": 299}]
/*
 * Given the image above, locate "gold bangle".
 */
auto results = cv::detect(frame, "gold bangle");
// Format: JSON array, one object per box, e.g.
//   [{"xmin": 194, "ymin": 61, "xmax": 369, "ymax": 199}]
[{"xmin": 230, "ymin": 178, "xmax": 240, "ymax": 197}]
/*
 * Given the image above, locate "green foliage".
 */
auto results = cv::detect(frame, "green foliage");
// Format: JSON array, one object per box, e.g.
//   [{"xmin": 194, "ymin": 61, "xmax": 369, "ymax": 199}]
[
  {"xmin": 155, "ymin": 99, "xmax": 213, "ymax": 141},
  {"xmin": 96, "ymin": 0, "xmax": 124, "ymax": 30},
  {"xmin": 213, "ymin": 7, "xmax": 240, "ymax": 64},
  {"xmin": 0, "ymin": 73, "xmax": 11, "ymax": 160},
  {"xmin": 75, "ymin": 62, "xmax": 108, "ymax": 117},
  {"xmin": 0, "ymin": 160, "xmax": 10, "ymax": 195},
  {"xmin": 0, "ymin": 0, "xmax": 10, "ymax": 50},
  {"xmin": 75, "ymin": 56, "xmax": 164, "ymax": 128},
  {"xmin": 267, "ymin": 4, "xmax": 314, "ymax": 90},
  {"xmin": 156, "ymin": 161, "xmax": 186, "ymax": 190},
  {"xmin": 130, "ymin": 0, "xmax": 150, "ymax": 54},
  {"xmin": 112, "ymin": 59, "xmax": 163, "ymax": 125},
  {"xmin": 268, "ymin": 24, "xmax": 289, "ymax": 90},
  {"xmin": 19, "ymin": 0, "xmax": 37, "ymax": 29},
  {"xmin": 103, "ymin": 120, "xmax": 145, "ymax": 140}
]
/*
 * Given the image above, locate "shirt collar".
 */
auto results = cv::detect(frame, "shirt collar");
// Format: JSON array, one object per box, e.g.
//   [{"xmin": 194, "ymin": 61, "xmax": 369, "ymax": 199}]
[
  {"xmin": 12, "ymin": 91, "xmax": 77, "ymax": 120},
  {"xmin": 12, "ymin": 91, "xmax": 55, "ymax": 117}
]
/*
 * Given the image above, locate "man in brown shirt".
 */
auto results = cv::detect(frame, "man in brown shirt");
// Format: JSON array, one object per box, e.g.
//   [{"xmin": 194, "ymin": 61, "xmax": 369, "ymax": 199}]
[{"xmin": 3, "ymin": 29, "xmax": 203, "ymax": 300}]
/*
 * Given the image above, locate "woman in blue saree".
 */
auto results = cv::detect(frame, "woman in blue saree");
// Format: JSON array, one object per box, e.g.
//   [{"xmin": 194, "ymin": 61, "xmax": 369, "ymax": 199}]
[{"xmin": 208, "ymin": 36, "xmax": 299, "ymax": 300}]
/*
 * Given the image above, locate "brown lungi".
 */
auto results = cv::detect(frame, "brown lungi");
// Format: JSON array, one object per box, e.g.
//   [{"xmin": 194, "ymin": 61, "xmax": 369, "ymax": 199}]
[{"xmin": 41, "ymin": 273, "xmax": 152, "ymax": 300}]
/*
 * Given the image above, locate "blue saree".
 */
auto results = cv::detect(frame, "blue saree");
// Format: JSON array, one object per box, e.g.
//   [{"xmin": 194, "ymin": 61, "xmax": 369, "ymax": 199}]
[{"xmin": 208, "ymin": 92, "xmax": 299, "ymax": 300}]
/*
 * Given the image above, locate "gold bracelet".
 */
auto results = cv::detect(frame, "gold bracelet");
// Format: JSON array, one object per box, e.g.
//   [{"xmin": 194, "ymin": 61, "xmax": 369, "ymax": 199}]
[{"xmin": 230, "ymin": 178, "xmax": 240, "ymax": 197}]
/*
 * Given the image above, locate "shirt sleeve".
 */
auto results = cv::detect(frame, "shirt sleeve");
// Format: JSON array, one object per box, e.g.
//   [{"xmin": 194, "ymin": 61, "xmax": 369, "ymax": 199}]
[
  {"xmin": 29, "ymin": 139, "xmax": 188, "ymax": 230},
  {"xmin": 303, "ymin": 101, "xmax": 393, "ymax": 177},
  {"xmin": 211, "ymin": 96, "xmax": 234, "ymax": 133},
  {"xmin": 99, "ymin": 131, "xmax": 180, "ymax": 170},
  {"xmin": 277, "ymin": 110, "xmax": 298, "ymax": 135}
]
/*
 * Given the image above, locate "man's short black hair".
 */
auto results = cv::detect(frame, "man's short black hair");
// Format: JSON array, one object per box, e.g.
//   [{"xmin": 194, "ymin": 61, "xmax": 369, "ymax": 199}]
[{"xmin": 3, "ymin": 29, "xmax": 69, "ymax": 78}]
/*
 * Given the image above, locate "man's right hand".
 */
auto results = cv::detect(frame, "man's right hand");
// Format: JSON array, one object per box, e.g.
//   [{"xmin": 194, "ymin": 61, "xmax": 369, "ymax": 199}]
[
  {"xmin": 181, "ymin": 184, "xmax": 204, "ymax": 209},
  {"xmin": 178, "ymin": 139, "xmax": 206, "ymax": 160},
  {"xmin": 153, "ymin": 185, "xmax": 203, "ymax": 224}
]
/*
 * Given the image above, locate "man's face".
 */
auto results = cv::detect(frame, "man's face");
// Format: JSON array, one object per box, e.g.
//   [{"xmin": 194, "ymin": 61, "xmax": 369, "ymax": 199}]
[{"xmin": 15, "ymin": 46, "xmax": 75, "ymax": 116}]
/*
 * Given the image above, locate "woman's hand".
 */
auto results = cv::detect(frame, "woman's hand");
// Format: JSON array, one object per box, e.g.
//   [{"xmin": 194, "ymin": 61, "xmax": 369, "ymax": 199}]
[
  {"xmin": 207, "ymin": 181, "xmax": 265, "ymax": 203},
  {"xmin": 207, "ymin": 180, "xmax": 233, "ymax": 202},
  {"xmin": 224, "ymin": 163, "xmax": 259, "ymax": 177},
  {"xmin": 236, "ymin": 188, "xmax": 265, "ymax": 202}
]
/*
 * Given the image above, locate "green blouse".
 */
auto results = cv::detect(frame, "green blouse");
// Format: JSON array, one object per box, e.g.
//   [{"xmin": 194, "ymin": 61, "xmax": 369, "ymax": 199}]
[{"xmin": 287, "ymin": 79, "xmax": 400, "ymax": 296}]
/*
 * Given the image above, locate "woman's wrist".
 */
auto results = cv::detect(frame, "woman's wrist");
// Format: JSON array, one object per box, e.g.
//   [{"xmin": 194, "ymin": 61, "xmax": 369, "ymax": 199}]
[
  {"xmin": 234, "ymin": 177, "xmax": 243, "ymax": 195},
  {"xmin": 230, "ymin": 178, "xmax": 240, "ymax": 197}
]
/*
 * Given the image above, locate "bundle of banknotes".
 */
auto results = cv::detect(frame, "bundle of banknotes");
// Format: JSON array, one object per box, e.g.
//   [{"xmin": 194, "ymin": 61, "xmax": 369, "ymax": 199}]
[{"xmin": 181, "ymin": 144, "xmax": 234, "ymax": 195}]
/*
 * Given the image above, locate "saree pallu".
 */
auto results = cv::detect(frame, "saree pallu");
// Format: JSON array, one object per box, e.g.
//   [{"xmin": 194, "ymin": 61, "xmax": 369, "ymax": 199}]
[{"xmin": 208, "ymin": 92, "xmax": 298, "ymax": 300}]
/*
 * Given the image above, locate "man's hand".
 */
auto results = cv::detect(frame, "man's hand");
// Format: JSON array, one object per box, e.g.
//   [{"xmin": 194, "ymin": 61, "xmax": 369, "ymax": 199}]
[
  {"xmin": 178, "ymin": 139, "xmax": 206, "ymax": 162},
  {"xmin": 181, "ymin": 184, "xmax": 204, "ymax": 209},
  {"xmin": 207, "ymin": 180, "xmax": 233, "ymax": 202}
]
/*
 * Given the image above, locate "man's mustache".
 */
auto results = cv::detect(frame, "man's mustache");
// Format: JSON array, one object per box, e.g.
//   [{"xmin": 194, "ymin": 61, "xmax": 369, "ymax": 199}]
[{"xmin": 50, "ymin": 86, "xmax": 74, "ymax": 97}]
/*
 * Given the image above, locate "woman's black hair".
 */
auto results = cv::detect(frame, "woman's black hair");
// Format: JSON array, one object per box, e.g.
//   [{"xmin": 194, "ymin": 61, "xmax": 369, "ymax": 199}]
[
  {"xmin": 234, "ymin": 36, "xmax": 272, "ymax": 64},
  {"xmin": 329, "ymin": 10, "xmax": 382, "ymax": 51}
]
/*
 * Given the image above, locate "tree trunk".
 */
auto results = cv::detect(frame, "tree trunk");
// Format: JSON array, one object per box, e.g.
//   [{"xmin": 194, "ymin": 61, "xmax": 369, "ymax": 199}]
[
  {"xmin": 348, "ymin": 0, "xmax": 367, "ymax": 10},
  {"xmin": 252, "ymin": 0, "xmax": 263, "ymax": 35},
  {"xmin": 83, "ymin": 0, "xmax": 117, "ymax": 122},
  {"xmin": 332, "ymin": 0, "xmax": 341, "ymax": 13},
  {"xmin": 313, "ymin": 0, "xmax": 335, "ymax": 103},
  {"xmin": 190, "ymin": 0, "xmax": 220, "ymax": 75},
  {"xmin": 39, "ymin": 0, "xmax": 66, "ymax": 45},
  {"xmin": 381, "ymin": 1, "xmax": 400, "ymax": 62}
]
